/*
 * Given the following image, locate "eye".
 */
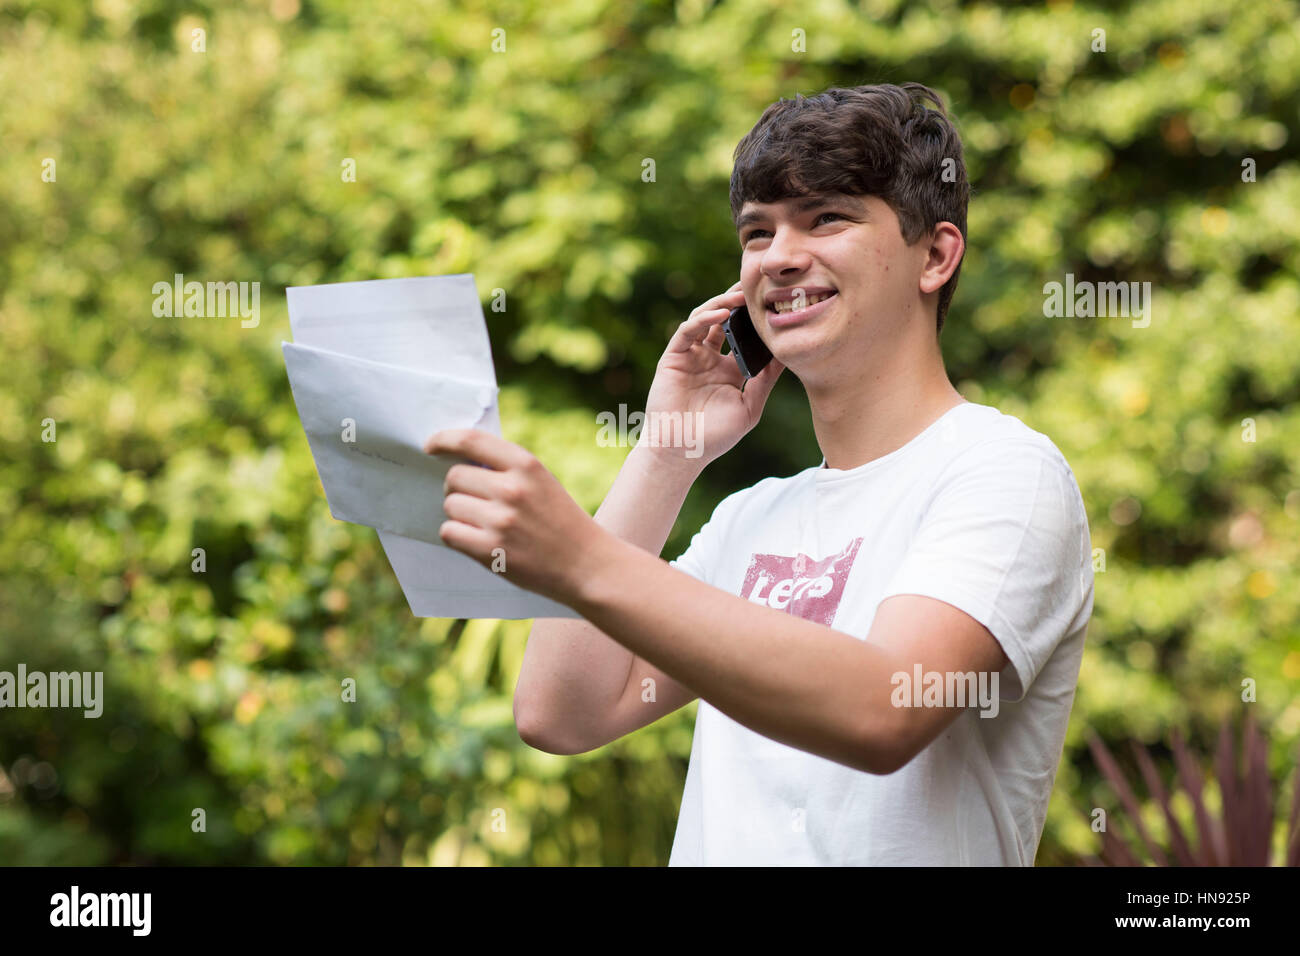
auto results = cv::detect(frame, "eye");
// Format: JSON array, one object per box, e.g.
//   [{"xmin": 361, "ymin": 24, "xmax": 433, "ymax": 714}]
[{"xmin": 741, "ymin": 212, "xmax": 846, "ymax": 244}]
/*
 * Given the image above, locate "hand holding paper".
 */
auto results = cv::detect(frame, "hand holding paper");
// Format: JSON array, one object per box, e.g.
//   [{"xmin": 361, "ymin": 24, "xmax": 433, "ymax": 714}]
[
  {"xmin": 424, "ymin": 427, "xmax": 608, "ymax": 609},
  {"xmin": 282, "ymin": 274, "xmax": 583, "ymax": 619}
]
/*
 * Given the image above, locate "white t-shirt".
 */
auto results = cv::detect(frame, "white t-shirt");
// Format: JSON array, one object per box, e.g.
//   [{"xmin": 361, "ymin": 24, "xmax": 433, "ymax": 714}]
[{"xmin": 666, "ymin": 401, "xmax": 1093, "ymax": 866}]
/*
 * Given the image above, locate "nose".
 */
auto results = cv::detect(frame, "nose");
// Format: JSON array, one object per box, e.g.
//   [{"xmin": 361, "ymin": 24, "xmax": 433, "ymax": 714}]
[{"xmin": 760, "ymin": 225, "xmax": 812, "ymax": 280}]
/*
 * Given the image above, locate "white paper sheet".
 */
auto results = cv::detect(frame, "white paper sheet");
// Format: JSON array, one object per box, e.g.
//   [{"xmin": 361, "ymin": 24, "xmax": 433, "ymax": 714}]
[
  {"xmin": 283, "ymin": 274, "xmax": 582, "ymax": 620},
  {"xmin": 378, "ymin": 531, "xmax": 578, "ymax": 619},
  {"xmin": 286, "ymin": 274, "xmax": 497, "ymax": 379},
  {"xmin": 281, "ymin": 341, "xmax": 498, "ymax": 544}
]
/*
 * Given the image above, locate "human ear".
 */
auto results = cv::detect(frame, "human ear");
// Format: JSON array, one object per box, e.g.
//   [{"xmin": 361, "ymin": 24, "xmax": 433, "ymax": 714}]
[{"xmin": 918, "ymin": 222, "xmax": 964, "ymax": 295}]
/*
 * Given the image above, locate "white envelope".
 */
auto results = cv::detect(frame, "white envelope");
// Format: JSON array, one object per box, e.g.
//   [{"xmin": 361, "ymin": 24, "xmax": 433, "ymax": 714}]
[
  {"xmin": 286, "ymin": 274, "xmax": 497, "ymax": 379},
  {"xmin": 378, "ymin": 531, "xmax": 579, "ymax": 619},
  {"xmin": 283, "ymin": 274, "xmax": 582, "ymax": 620},
  {"xmin": 281, "ymin": 341, "xmax": 498, "ymax": 545}
]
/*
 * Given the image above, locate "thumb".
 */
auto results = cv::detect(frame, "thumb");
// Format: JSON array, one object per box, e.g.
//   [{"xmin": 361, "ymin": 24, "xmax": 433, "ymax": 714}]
[{"xmin": 741, "ymin": 356, "xmax": 785, "ymax": 413}]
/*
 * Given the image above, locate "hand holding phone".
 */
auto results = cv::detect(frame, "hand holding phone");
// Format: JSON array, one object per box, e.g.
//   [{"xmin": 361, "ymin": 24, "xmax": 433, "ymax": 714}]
[
  {"xmin": 640, "ymin": 282, "xmax": 783, "ymax": 469},
  {"xmin": 722, "ymin": 304, "xmax": 773, "ymax": 384}
]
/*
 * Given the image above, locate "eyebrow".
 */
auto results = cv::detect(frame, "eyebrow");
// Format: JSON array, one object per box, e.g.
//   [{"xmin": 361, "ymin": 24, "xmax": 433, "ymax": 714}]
[{"xmin": 735, "ymin": 194, "xmax": 861, "ymax": 235}]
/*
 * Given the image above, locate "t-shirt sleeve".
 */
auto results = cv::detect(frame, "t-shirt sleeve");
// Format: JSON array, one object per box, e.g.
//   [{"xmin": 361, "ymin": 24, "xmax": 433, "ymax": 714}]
[
  {"xmin": 667, "ymin": 490, "xmax": 744, "ymax": 588},
  {"xmin": 880, "ymin": 438, "xmax": 1092, "ymax": 702}
]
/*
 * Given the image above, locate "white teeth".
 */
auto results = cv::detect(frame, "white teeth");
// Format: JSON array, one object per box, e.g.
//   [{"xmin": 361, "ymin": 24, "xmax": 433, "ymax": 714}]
[{"xmin": 772, "ymin": 292, "xmax": 833, "ymax": 313}]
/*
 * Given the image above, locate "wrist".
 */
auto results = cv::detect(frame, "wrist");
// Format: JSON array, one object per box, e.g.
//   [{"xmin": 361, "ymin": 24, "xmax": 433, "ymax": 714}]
[
  {"xmin": 626, "ymin": 439, "xmax": 707, "ymax": 489},
  {"xmin": 565, "ymin": 520, "xmax": 636, "ymax": 616}
]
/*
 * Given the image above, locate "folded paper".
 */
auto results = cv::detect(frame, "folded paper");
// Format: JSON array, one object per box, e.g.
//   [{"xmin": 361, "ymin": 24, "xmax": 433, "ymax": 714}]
[
  {"xmin": 281, "ymin": 341, "xmax": 497, "ymax": 545},
  {"xmin": 283, "ymin": 275, "xmax": 582, "ymax": 620}
]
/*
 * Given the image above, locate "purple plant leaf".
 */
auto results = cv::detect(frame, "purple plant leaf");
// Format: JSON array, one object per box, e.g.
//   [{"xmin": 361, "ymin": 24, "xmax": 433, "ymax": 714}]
[
  {"xmin": 1132, "ymin": 739, "xmax": 1195, "ymax": 865},
  {"xmin": 1088, "ymin": 731, "xmax": 1168, "ymax": 866},
  {"xmin": 1171, "ymin": 728, "xmax": 1222, "ymax": 866},
  {"xmin": 1214, "ymin": 717, "xmax": 1240, "ymax": 865},
  {"xmin": 1245, "ymin": 713, "xmax": 1272, "ymax": 866},
  {"xmin": 1100, "ymin": 823, "xmax": 1142, "ymax": 867}
]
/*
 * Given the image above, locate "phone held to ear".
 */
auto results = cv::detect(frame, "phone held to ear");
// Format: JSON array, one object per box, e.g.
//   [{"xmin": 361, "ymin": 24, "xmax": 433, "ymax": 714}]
[{"xmin": 722, "ymin": 304, "xmax": 773, "ymax": 381}]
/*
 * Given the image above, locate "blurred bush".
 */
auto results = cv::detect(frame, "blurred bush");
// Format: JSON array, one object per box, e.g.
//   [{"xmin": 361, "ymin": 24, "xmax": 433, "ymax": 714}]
[{"xmin": 0, "ymin": 0, "xmax": 1297, "ymax": 864}]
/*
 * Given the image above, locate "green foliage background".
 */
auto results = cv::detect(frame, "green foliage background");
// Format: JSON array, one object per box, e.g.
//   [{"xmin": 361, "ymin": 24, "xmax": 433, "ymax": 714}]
[{"xmin": 2, "ymin": 0, "xmax": 1298, "ymax": 865}]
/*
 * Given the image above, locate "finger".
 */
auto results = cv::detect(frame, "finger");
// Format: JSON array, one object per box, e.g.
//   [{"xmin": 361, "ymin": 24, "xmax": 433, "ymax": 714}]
[
  {"xmin": 684, "ymin": 287, "xmax": 747, "ymax": 329},
  {"xmin": 667, "ymin": 293, "xmax": 748, "ymax": 355},
  {"xmin": 665, "ymin": 310, "xmax": 729, "ymax": 355},
  {"xmin": 424, "ymin": 428, "xmax": 528, "ymax": 471},
  {"xmin": 437, "ymin": 518, "xmax": 498, "ymax": 561},
  {"xmin": 702, "ymin": 320, "xmax": 727, "ymax": 352},
  {"xmin": 721, "ymin": 345, "xmax": 748, "ymax": 388},
  {"xmin": 741, "ymin": 355, "xmax": 786, "ymax": 412},
  {"xmin": 443, "ymin": 490, "xmax": 513, "ymax": 531},
  {"xmin": 443, "ymin": 460, "xmax": 512, "ymax": 500}
]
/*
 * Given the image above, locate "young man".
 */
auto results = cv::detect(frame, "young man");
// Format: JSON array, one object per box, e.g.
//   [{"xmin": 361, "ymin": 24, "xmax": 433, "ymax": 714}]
[{"xmin": 425, "ymin": 83, "xmax": 1094, "ymax": 865}]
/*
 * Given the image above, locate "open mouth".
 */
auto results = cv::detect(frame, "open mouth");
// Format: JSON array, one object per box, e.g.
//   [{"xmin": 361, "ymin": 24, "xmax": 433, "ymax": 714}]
[
  {"xmin": 767, "ymin": 290, "xmax": 837, "ymax": 320},
  {"xmin": 764, "ymin": 291, "xmax": 837, "ymax": 317}
]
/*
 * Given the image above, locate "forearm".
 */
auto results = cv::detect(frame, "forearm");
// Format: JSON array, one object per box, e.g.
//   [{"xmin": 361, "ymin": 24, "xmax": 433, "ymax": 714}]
[
  {"xmin": 567, "ymin": 533, "xmax": 905, "ymax": 774},
  {"xmin": 516, "ymin": 443, "xmax": 703, "ymax": 720},
  {"xmin": 590, "ymin": 441, "xmax": 705, "ymax": 552}
]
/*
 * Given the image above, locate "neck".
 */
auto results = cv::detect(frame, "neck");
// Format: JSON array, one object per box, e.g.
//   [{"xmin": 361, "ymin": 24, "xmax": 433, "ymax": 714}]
[{"xmin": 803, "ymin": 328, "xmax": 965, "ymax": 471}]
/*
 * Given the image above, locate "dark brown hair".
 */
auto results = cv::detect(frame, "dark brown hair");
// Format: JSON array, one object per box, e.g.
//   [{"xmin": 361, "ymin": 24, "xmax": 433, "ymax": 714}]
[{"xmin": 730, "ymin": 82, "xmax": 970, "ymax": 332}]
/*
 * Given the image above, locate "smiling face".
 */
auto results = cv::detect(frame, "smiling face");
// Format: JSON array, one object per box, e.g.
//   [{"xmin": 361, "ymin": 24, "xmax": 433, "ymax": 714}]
[{"xmin": 736, "ymin": 192, "xmax": 934, "ymax": 380}]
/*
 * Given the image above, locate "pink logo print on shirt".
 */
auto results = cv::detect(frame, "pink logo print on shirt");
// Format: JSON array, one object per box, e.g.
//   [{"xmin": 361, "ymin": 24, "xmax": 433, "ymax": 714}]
[{"xmin": 741, "ymin": 537, "xmax": 864, "ymax": 627}]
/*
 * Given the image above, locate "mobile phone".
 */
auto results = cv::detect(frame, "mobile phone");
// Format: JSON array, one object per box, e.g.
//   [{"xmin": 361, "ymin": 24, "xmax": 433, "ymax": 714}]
[{"xmin": 722, "ymin": 304, "xmax": 773, "ymax": 380}]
